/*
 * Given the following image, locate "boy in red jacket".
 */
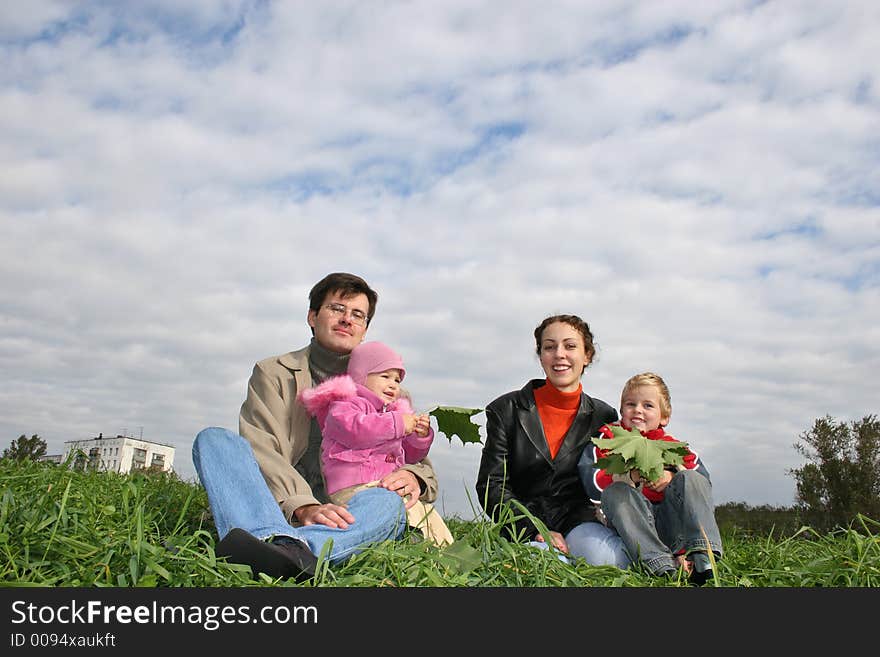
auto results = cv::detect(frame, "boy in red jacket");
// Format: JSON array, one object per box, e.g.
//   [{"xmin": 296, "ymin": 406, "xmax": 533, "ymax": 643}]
[{"xmin": 578, "ymin": 372, "xmax": 723, "ymax": 584}]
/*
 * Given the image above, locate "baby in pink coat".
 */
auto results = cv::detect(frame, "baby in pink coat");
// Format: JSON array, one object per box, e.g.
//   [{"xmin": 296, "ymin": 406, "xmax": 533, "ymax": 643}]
[
  {"xmin": 298, "ymin": 342, "xmax": 453, "ymax": 546},
  {"xmin": 299, "ymin": 341, "xmax": 433, "ymax": 496}
]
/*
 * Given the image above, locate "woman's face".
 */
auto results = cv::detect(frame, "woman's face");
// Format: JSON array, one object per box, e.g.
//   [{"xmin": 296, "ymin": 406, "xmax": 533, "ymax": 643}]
[{"xmin": 538, "ymin": 321, "xmax": 591, "ymax": 392}]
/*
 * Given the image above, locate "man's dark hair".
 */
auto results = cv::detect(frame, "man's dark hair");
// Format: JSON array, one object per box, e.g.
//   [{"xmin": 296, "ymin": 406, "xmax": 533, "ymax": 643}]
[{"xmin": 308, "ymin": 272, "xmax": 378, "ymax": 324}]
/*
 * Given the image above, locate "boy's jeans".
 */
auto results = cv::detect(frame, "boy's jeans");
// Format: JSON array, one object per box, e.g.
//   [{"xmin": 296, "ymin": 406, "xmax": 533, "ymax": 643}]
[
  {"xmin": 192, "ymin": 427, "xmax": 407, "ymax": 564},
  {"xmin": 601, "ymin": 469, "xmax": 723, "ymax": 574}
]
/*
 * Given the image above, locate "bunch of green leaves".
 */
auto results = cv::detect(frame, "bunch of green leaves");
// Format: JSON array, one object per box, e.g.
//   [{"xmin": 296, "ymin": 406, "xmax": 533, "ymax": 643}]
[{"xmin": 592, "ymin": 424, "xmax": 691, "ymax": 482}]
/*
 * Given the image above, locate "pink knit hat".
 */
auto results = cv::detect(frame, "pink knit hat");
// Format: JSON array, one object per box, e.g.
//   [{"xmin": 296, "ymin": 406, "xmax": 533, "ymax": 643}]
[{"xmin": 347, "ymin": 341, "xmax": 406, "ymax": 385}]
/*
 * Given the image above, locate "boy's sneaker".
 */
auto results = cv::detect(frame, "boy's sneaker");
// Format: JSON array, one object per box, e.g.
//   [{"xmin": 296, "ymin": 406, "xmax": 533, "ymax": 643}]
[
  {"xmin": 216, "ymin": 528, "xmax": 318, "ymax": 581},
  {"xmin": 687, "ymin": 551, "xmax": 714, "ymax": 586},
  {"xmin": 689, "ymin": 567, "xmax": 713, "ymax": 586}
]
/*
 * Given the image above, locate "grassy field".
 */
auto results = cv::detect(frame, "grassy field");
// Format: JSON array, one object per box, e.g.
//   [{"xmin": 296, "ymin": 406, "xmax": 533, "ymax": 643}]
[{"xmin": 2, "ymin": 459, "xmax": 878, "ymax": 587}]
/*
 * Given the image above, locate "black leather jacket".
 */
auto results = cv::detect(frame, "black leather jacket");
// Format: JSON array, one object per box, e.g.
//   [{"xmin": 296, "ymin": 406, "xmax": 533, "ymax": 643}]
[{"xmin": 475, "ymin": 379, "xmax": 618, "ymax": 540}]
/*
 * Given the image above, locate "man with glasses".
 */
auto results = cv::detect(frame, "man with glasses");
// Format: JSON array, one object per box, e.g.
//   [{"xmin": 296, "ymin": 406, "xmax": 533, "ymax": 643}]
[{"xmin": 192, "ymin": 272, "xmax": 438, "ymax": 580}]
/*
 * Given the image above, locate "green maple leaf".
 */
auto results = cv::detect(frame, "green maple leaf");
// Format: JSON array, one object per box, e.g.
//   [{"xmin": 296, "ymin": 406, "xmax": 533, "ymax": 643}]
[
  {"xmin": 428, "ymin": 406, "xmax": 484, "ymax": 445},
  {"xmin": 592, "ymin": 425, "xmax": 690, "ymax": 482},
  {"xmin": 437, "ymin": 540, "xmax": 482, "ymax": 575}
]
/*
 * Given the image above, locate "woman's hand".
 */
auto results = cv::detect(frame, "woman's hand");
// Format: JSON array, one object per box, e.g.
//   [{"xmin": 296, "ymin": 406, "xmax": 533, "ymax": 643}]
[
  {"xmin": 379, "ymin": 468, "xmax": 421, "ymax": 509},
  {"xmin": 535, "ymin": 530, "xmax": 569, "ymax": 554}
]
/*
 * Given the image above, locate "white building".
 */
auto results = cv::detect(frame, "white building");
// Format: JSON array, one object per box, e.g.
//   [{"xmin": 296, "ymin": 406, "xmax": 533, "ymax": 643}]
[{"xmin": 62, "ymin": 433, "xmax": 176, "ymax": 474}]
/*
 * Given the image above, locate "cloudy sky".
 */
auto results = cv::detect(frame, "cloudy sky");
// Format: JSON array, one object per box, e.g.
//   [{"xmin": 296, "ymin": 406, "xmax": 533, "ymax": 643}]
[{"xmin": 2, "ymin": 1, "xmax": 878, "ymax": 520}]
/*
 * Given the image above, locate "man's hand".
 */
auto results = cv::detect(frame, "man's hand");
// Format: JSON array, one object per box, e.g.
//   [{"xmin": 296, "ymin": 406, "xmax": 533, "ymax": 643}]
[
  {"xmin": 294, "ymin": 502, "xmax": 356, "ymax": 529},
  {"xmin": 379, "ymin": 468, "xmax": 421, "ymax": 509}
]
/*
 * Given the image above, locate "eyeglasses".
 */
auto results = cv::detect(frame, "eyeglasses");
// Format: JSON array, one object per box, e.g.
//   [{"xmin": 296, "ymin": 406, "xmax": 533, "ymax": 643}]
[{"xmin": 324, "ymin": 302, "xmax": 369, "ymax": 327}]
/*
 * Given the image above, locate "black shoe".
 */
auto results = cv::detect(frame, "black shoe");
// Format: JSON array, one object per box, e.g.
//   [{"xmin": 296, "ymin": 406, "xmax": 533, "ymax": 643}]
[
  {"xmin": 689, "ymin": 567, "xmax": 713, "ymax": 586},
  {"xmin": 687, "ymin": 551, "xmax": 714, "ymax": 586},
  {"xmin": 216, "ymin": 528, "xmax": 318, "ymax": 581}
]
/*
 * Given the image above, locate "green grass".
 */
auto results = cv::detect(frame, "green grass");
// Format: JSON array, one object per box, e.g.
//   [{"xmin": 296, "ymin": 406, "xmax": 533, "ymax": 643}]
[{"xmin": 2, "ymin": 459, "xmax": 878, "ymax": 587}]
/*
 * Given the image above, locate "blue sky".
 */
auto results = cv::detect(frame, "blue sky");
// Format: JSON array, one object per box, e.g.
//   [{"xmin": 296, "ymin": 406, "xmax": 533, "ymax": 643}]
[{"xmin": 2, "ymin": 0, "xmax": 879, "ymax": 519}]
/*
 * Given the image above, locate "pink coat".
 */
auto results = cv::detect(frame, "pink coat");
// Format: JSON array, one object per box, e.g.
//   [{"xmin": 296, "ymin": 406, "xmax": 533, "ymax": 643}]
[{"xmin": 298, "ymin": 375, "xmax": 434, "ymax": 495}]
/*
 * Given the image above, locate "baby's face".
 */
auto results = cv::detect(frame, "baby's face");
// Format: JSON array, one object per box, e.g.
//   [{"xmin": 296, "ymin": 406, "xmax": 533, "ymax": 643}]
[{"xmin": 364, "ymin": 368, "xmax": 403, "ymax": 405}]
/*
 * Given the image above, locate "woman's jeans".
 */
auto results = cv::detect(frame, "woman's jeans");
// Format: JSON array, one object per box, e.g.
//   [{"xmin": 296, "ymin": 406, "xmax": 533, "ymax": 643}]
[
  {"xmin": 192, "ymin": 427, "xmax": 407, "ymax": 564},
  {"xmin": 601, "ymin": 469, "xmax": 723, "ymax": 574},
  {"xmin": 529, "ymin": 522, "xmax": 631, "ymax": 568}
]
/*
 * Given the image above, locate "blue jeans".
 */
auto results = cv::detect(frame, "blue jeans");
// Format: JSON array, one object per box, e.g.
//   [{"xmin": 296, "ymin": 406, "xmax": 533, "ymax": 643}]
[
  {"xmin": 192, "ymin": 427, "xmax": 408, "ymax": 564},
  {"xmin": 601, "ymin": 469, "xmax": 723, "ymax": 574},
  {"xmin": 565, "ymin": 521, "xmax": 632, "ymax": 568},
  {"xmin": 529, "ymin": 522, "xmax": 631, "ymax": 568}
]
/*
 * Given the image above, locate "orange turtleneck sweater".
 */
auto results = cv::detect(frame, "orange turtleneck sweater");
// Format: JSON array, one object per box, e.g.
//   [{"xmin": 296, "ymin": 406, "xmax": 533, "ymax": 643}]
[{"xmin": 534, "ymin": 380, "xmax": 582, "ymax": 459}]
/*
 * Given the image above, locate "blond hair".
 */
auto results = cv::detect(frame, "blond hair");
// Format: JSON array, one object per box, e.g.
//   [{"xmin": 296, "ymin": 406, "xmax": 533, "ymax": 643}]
[{"xmin": 621, "ymin": 372, "xmax": 671, "ymax": 419}]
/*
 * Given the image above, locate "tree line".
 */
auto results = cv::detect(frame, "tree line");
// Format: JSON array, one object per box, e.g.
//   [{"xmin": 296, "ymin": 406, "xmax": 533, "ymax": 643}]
[{"xmin": 2, "ymin": 433, "xmax": 47, "ymax": 461}]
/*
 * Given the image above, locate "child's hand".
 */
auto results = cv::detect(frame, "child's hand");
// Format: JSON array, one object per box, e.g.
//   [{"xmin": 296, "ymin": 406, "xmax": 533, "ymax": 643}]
[
  {"xmin": 402, "ymin": 413, "xmax": 417, "ymax": 434},
  {"xmin": 413, "ymin": 414, "xmax": 431, "ymax": 437},
  {"xmin": 611, "ymin": 470, "xmax": 643, "ymax": 488},
  {"xmin": 645, "ymin": 469, "xmax": 673, "ymax": 493}
]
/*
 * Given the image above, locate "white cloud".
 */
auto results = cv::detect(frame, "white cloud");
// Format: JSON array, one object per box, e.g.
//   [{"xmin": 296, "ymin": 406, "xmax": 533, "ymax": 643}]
[{"xmin": 2, "ymin": 1, "xmax": 878, "ymax": 521}]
